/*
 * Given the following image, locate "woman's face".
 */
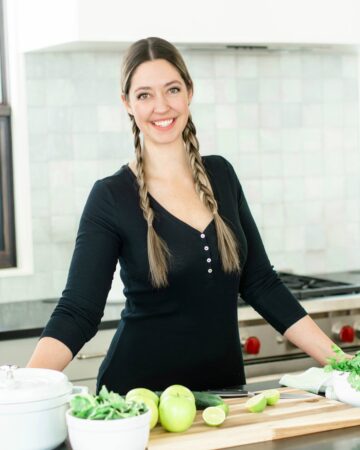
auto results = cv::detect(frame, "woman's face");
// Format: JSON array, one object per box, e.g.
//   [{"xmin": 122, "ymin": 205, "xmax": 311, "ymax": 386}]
[{"xmin": 122, "ymin": 59, "xmax": 193, "ymax": 148}]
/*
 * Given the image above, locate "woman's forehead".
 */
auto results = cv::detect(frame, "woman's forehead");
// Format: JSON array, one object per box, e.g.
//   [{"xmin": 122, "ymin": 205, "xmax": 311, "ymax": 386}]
[{"xmin": 130, "ymin": 59, "xmax": 183, "ymax": 90}]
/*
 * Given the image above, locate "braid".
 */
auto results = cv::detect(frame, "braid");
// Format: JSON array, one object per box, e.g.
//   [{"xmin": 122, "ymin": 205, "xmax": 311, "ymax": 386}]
[
  {"xmin": 183, "ymin": 115, "xmax": 241, "ymax": 274},
  {"xmin": 130, "ymin": 116, "xmax": 171, "ymax": 288}
]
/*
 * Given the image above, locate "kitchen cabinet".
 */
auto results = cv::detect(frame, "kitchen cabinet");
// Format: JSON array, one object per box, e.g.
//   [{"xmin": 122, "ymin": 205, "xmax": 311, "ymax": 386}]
[
  {"xmin": 0, "ymin": 329, "xmax": 115, "ymax": 393},
  {"xmin": 10, "ymin": 0, "xmax": 360, "ymax": 53}
]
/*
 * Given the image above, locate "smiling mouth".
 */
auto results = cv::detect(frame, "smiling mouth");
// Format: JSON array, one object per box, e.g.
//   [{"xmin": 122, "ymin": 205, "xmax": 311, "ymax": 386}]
[{"xmin": 151, "ymin": 118, "xmax": 176, "ymax": 130}]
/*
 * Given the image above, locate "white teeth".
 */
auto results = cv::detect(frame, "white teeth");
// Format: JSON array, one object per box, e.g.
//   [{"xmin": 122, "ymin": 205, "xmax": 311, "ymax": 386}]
[{"xmin": 153, "ymin": 119, "xmax": 174, "ymax": 127}]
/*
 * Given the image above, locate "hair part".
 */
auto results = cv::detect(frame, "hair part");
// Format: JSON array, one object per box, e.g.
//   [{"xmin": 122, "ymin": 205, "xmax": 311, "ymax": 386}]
[{"xmin": 121, "ymin": 37, "xmax": 241, "ymax": 288}]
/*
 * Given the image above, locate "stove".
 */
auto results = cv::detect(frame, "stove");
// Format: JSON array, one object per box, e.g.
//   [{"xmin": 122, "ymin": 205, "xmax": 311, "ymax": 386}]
[
  {"xmin": 238, "ymin": 270, "xmax": 360, "ymax": 305},
  {"xmin": 238, "ymin": 270, "xmax": 360, "ymax": 380}
]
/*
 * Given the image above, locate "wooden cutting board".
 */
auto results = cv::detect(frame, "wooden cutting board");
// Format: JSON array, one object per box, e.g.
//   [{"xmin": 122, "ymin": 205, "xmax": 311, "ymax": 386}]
[{"xmin": 148, "ymin": 387, "xmax": 360, "ymax": 449}]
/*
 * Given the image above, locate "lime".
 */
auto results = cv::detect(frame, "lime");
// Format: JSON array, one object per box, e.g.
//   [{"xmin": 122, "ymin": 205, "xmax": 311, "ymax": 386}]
[
  {"xmin": 217, "ymin": 402, "xmax": 230, "ymax": 416},
  {"xmin": 262, "ymin": 389, "xmax": 280, "ymax": 406},
  {"xmin": 202, "ymin": 406, "xmax": 226, "ymax": 426},
  {"xmin": 245, "ymin": 393, "xmax": 267, "ymax": 413}
]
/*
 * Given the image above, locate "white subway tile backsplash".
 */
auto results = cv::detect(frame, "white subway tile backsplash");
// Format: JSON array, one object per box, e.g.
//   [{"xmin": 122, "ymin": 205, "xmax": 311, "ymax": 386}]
[
  {"xmin": 280, "ymin": 54, "xmax": 302, "ymax": 78},
  {"xmin": 259, "ymin": 104, "xmax": 281, "ymax": 128},
  {"xmin": 46, "ymin": 79, "xmax": 74, "ymax": 106},
  {"xmin": 302, "ymin": 104, "xmax": 323, "ymax": 127},
  {"xmin": 236, "ymin": 55, "xmax": 258, "ymax": 78},
  {"xmin": 261, "ymin": 179, "xmax": 283, "ymax": 203},
  {"xmin": 237, "ymin": 79, "xmax": 258, "ymax": 102},
  {"xmin": 281, "ymin": 104, "xmax": 302, "ymax": 128},
  {"xmin": 50, "ymin": 188, "xmax": 76, "ymax": 215},
  {"xmin": 237, "ymin": 104, "xmax": 259, "ymax": 128},
  {"xmin": 323, "ymin": 79, "xmax": 344, "ymax": 102},
  {"xmin": 238, "ymin": 130, "xmax": 258, "ymax": 153},
  {"xmin": 47, "ymin": 107, "xmax": 72, "ymax": 132},
  {"xmin": 259, "ymin": 79, "xmax": 281, "ymax": 102},
  {"xmin": 305, "ymin": 224, "xmax": 327, "ymax": 250},
  {"xmin": 260, "ymin": 153, "xmax": 283, "ymax": 177},
  {"xmin": 73, "ymin": 133, "xmax": 98, "ymax": 160},
  {"xmin": 281, "ymin": 129, "xmax": 302, "ymax": 152},
  {"xmin": 50, "ymin": 216, "xmax": 78, "ymax": 243},
  {"xmin": 281, "ymin": 79, "xmax": 302, "ymax": 102},
  {"xmin": 302, "ymin": 79, "xmax": 323, "ymax": 103},
  {"xmin": 302, "ymin": 54, "xmax": 323, "ymax": 78},
  {"xmin": 215, "ymin": 104, "xmax": 238, "ymax": 129},
  {"xmin": 258, "ymin": 55, "xmax": 280, "ymax": 78},
  {"xmin": 259, "ymin": 129, "xmax": 281, "ymax": 152},
  {"xmin": 2, "ymin": 48, "xmax": 359, "ymax": 303},
  {"xmin": 194, "ymin": 78, "xmax": 216, "ymax": 104},
  {"xmin": 214, "ymin": 78, "xmax": 238, "ymax": 104},
  {"xmin": 214, "ymin": 54, "xmax": 237, "ymax": 77},
  {"xmin": 284, "ymin": 226, "xmax": 306, "ymax": 251}
]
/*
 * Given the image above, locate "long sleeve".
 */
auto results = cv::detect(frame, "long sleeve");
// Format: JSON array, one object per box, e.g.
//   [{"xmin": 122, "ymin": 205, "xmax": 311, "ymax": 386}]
[
  {"xmin": 41, "ymin": 179, "xmax": 122, "ymax": 357},
  {"xmin": 223, "ymin": 157, "xmax": 308, "ymax": 335}
]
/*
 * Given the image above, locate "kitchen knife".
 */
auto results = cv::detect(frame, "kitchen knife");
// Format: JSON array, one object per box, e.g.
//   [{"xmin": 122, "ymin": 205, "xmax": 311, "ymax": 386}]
[{"xmin": 206, "ymin": 389, "xmax": 315, "ymax": 399}]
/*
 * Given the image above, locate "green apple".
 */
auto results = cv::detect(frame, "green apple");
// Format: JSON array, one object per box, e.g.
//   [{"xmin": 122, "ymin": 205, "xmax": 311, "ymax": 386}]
[
  {"xmin": 125, "ymin": 387, "xmax": 159, "ymax": 406},
  {"xmin": 160, "ymin": 384, "xmax": 195, "ymax": 404},
  {"xmin": 128, "ymin": 395, "xmax": 158, "ymax": 429},
  {"xmin": 159, "ymin": 396, "xmax": 196, "ymax": 432}
]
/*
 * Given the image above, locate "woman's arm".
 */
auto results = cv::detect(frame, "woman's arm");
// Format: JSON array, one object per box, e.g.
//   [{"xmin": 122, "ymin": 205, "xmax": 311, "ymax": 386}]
[
  {"xmin": 26, "ymin": 337, "xmax": 73, "ymax": 371},
  {"xmin": 284, "ymin": 315, "xmax": 352, "ymax": 365}
]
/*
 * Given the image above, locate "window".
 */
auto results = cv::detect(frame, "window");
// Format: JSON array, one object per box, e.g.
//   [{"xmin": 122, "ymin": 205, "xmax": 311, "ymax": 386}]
[{"xmin": 0, "ymin": 0, "xmax": 16, "ymax": 268}]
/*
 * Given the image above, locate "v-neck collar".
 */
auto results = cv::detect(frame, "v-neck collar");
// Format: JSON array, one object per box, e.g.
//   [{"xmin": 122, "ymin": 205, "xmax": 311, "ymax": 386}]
[{"xmin": 124, "ymin": 163, "xmax": 215, "ymax": 235}]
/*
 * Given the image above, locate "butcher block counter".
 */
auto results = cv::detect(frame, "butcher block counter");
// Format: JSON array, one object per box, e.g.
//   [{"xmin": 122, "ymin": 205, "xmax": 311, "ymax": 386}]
[{"xmin": 56, "ymin": 380, "xmax": 360, "ymax": 450}]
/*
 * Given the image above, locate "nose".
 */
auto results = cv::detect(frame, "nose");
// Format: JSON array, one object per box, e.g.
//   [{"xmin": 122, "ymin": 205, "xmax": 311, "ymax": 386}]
[{"xmin": 153, "ymin": 93, "xmax": 170, "ymax": 113}]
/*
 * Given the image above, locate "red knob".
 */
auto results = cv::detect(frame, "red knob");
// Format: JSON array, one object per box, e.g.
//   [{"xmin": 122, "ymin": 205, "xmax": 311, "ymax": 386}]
[
  {"xmin": 339, "ymin": 325, "xmax": 355, "ymax": 343},
  {"xmin": 244, "ymin": 336, "xmax": 261, "ymax": 355}
]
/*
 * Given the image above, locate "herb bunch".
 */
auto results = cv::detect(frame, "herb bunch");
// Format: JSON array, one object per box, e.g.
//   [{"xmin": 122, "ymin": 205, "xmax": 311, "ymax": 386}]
[
  {"xmin": 324, "ymin": 344, "xmax": 360, "ymax": 392},
  {"xmin": 70, "ymin": 385, "xmax": 148, "ymax": 420}
]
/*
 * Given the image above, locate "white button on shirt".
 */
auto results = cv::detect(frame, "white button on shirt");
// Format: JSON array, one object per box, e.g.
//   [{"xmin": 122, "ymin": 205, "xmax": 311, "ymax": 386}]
[
  {"xmin": 207, "ymin": 258, "xmax": 211, "ymax": 263},
  {"xmin": 200, "ymin": 233, "xmax": 205, "ymax": 239},
  {"xmin": 208, "ymin": 268, "xmax": 213, "ymax": 273},
  {"xmin": 204, "ymin": 246, "xmax": 209, "ymax": 251}
]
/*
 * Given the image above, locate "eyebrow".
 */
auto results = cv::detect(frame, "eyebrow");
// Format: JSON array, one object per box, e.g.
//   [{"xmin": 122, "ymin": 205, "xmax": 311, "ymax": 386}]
[{"xmin": 134, "ymin": 80, "xmax": 182, "ymax": 93}]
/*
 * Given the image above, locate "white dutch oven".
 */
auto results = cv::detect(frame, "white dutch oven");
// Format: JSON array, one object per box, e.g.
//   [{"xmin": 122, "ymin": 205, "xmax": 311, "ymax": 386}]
[{"xmin": 0, "ymin": 364, "xmax": 87, "ymax": 450}]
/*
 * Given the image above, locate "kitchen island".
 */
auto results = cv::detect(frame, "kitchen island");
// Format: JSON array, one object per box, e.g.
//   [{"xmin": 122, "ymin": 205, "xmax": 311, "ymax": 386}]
[{"xmin": 55, "ymin": 380, "xmax": 360, "ymax": 450}]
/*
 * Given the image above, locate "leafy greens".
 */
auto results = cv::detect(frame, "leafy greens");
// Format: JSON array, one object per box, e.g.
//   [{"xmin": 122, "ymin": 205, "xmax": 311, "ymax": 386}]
[
  {"xmin": 324, "ymin": 344, "xmax": 360, "ymax": 392},
  {"xmin": 70, "ymin": 385, "xmax": 148, "ymax": 420}
]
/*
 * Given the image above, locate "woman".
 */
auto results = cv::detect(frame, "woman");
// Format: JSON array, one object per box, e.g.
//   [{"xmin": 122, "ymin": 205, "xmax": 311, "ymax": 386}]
[{"xmin": 28, "ymin": 37, "xmax": 342, "ymax": 394}]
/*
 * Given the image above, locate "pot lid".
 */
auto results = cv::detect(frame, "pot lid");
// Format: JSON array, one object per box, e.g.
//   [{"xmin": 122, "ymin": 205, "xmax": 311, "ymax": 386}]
[{"xmin": 0, "ymin": 365, "xmax": 72, "ymax": 404}]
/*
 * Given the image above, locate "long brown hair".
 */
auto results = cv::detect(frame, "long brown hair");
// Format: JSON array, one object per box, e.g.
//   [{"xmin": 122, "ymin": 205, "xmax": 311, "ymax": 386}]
[{"xmin": 121, "ymin": 37, "xmax": 241, "ymax": 288}]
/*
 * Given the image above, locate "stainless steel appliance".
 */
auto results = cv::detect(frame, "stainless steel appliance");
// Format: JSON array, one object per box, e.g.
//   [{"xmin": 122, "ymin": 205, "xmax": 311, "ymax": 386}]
[{"xmin": 239, "ymin": 271, "xmax": 360, "ymax": 379}]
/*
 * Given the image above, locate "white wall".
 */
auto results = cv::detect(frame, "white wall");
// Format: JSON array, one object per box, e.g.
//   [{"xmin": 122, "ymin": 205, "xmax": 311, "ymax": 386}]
[{"xmin": 14, "ymin": 0, "xmax": 360, "ymax": 53}]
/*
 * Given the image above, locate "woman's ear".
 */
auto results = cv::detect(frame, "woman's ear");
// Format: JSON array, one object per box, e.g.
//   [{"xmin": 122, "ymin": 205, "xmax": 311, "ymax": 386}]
[
  {"xmin": 188, "ymin": 88, "xmax": 193, "ymax": 106},
  {"xmin": 121, "ymin": 94, "xmax": 133, "ymax": 115}
]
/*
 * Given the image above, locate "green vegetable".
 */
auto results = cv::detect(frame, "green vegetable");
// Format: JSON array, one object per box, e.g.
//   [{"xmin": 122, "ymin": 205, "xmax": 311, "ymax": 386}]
[
  {"xmin": 155, "ymin": 389, "xmax": 227, "ymax": 411},
  {"xmin": 192, "ymin": 391, "xmax": 226, "ymax": 410},
  {"xmin": 70, "ymin": 385, "xmax": 148, "ymax": 420},
  {"xmin": 324, "ymin": 344, "xmax": 360, "ymax": 391}
]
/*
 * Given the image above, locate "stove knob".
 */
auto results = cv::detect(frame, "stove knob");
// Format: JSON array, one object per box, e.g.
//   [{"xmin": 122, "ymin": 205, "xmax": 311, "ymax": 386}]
[
  {"xmin": 332, "ymin": 324, "xmax": 355, "ymax": 343},
  {"xmin": 243, "ymin": 336, "xmax": 261, "ymax": 355}
]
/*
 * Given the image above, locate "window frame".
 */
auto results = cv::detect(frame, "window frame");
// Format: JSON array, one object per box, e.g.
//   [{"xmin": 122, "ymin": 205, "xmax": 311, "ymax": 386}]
[{"xmin": 0, "ymin": 0, "xmax": 17, "ymax": 268}]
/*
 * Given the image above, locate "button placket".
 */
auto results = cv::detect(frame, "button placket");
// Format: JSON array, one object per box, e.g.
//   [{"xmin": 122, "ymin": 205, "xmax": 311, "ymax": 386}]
[{"xmin": 200, "ymin": 232, "xmax": 214, "ymax": 277}]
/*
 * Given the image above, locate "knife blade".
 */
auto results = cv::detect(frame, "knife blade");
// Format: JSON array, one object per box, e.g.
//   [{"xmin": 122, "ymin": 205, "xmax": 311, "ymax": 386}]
[{"xmin": 206, "ymin": 389, "xmax": 315, "ymax": 399}]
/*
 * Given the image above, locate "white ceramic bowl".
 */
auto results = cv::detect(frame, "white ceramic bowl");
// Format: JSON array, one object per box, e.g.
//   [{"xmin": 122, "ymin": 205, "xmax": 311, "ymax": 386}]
[
  {"xmin": 330, "ymin": 370, "xmax": 360, "ymax": 407},
  {"xmin": 66, "ymin": 409, "xmax": 151, "ymax": 450}
]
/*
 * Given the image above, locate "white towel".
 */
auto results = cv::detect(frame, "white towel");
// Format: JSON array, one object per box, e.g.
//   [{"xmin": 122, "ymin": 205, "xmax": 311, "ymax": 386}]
[{"xmin": 279, "ymin": 367, "xmax": 333, "ymax": 394}]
